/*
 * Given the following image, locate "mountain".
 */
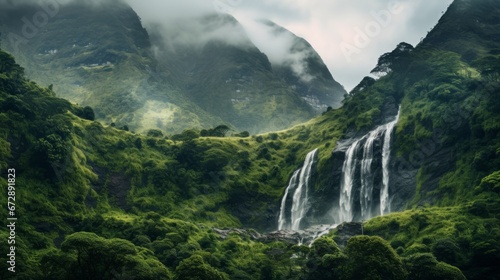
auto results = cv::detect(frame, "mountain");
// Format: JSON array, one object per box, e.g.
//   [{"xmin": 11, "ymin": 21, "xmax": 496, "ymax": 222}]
[
  {"xmin": 260, "ymin": 20, "xmax": 346, "ymax": 111},
  {"xmin": 0, "ymin": 0, "xmax": 499, "ymax": 279},
  {"xmin": 0, "ymin": 0, "xmax": 346, "ymax": 134},
  {"xmin": 149, "ymin": 13, "xmax": 347, "ymax": 132},
  {"xmin": 0, "ymin": 0, "xmax": 226, "ymax": 134}
]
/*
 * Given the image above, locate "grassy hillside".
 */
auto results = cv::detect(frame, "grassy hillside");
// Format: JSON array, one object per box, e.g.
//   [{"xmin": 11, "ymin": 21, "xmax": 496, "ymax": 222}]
[
  {"xmin": 0, "ymin": 0, "xmax": 499, "ymax": 279},
  {"xmin": 1, "ymin": 39, "xmax": 497, "ymax": 278}
]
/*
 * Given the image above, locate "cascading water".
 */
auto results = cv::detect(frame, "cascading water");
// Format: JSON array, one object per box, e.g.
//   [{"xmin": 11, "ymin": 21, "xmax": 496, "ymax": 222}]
[
  {"xmin": 338, "ymin": 140, "xmax": 360, "ymax": 223},
  {"xmin": 277, "ymin": 170, "xmax": 300, "ymax": 230},
  {"xmin": 380, "ymin": 108, "xmax": 401, "ymax": 215},
  {"xmin": 277, "ymin": 149, "xmax": 318, "ymax": 231},
  {"xmin": 337, "ymin": 108, "xmax": 401, "ymax": 224},
  {"xmin": 276, "ymin": 108, "xmax": 400, "ymax": 246},
  {"xmin": 359, "ymin": 126, "xmax": 387, "ymax": 220}
]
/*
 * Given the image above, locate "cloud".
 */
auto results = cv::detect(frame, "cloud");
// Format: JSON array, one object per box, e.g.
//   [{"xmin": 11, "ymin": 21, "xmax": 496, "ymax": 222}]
[
  {"xmin": 234, "ymin": 16, "xmax": 314, "ymax": 81},
  {"xmin": 126, "ymin": 0, "xmax": 253, "ymax": 52},
  {"xmin": 125, "ymin": 0, "xmax": 318, "ymax": 81},
  {"xmin": 125, "ymin": 0, "xmax": 213, "ymax": 22},
  {"xmin": 230, "ymin": 0, "xmax": 454, "ymax": 91},
  {"xmin": 1, "ymin": 0, "xmax": 455, "ymax": 91}
]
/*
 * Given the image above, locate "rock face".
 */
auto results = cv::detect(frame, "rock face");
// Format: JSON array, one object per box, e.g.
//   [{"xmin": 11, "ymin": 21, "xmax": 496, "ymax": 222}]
[
  {"xmin": 213, "ymin": 225, "xmax": 337, "ymax": 245},
  {"xmin": 285, "ymin": 104, "xmax": 401, "ymax": 227},
  {"xmin": 333, "ymin": 222, "xmax": 363, "ymax": 248},
  {"xmin": 213, "ymin": 222, "xmax": 361, "ymax": 247}
]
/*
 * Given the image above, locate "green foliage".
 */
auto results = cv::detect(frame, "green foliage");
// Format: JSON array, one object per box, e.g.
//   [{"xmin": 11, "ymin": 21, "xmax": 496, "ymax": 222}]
[
  {"xmin": 306, "ymin": 237, "xmax": 346, "ymax": 280},
  {"xmin": 174, "ymin": 255, "xmax": 229, "ymax": 280},
  {"xmin": 404, "ymin": 253, "xmax": 466, "ymax": 280},
  {"xmin": 233, "ymin": 131, "xmax": 250, "ymax": 138},
  {"xmin": 344, "ymin": 236, "xmax": 407, "ymax": 280},
  {"xmin": 58, "ymin": 232, "xmax": 172, "ymax": 280},
  {"xmin": 172, "ymin": 129, "xmax": 200, "ymax": 141},
  {"xmin": 1, "ymin": 1, "xmax": 500, "ymax": 278},
  {"xmin": 147, "ymin": 129, "xmax": 164, "ymax": 138},
  {"xmin": 73, "ymin": 106, "xmax": 96, "ymax": 121},
  {"xmin": 36, "ymin": 134, "xmax": 68, "ymax": 163}
]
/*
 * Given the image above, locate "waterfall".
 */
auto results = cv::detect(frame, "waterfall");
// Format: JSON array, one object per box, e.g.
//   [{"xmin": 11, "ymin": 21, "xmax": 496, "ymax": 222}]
[
  {"xmin": 380, "ymin": 108, "xmax": 401, "ymax": 215},
  {"xmin": 278, "ymin": 149, "xmax": 318, "ymax": 231},
  {"xmin": 360, "ymin": 126, "xmax": 386, "ymax": 220},
  {"xmin": 275, "ymin": 109, "xmax": 401, "ymax": 246},
  {"xmin": 338, "ymin": 140, "xmax": 360, "ymax": 223},
  {"xmin": 277, "ymin": 170, "xmax": 300, "ymax": 230},
  {"xmin": 337, "ymin": 108, "xmax": 401, "ymax": 223}
]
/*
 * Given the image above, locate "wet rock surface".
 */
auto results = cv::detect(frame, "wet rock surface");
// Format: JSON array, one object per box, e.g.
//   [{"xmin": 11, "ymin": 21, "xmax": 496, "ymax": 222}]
[
  {"xmin": 333, "ymin": 222, "xmax": 363, "ymax": 248},
  {"xmin": 213, "ymin": 224, "xmax": 343, "ymax": 246}
]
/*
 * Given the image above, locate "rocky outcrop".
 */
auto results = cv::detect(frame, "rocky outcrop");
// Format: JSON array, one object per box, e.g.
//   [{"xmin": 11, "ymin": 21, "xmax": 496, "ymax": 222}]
[
  {"xmin": 333, "ymin": 222, "xmax": 363, "ymax": 248},
  {"xmin": 213, "ymin": 224, "xmax": 337, "ymax": 245}
]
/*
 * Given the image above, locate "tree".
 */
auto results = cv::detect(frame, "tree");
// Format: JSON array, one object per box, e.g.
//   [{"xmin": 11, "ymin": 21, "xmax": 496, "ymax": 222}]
[
  {"xmin": 306, "ymin": 237, "xmax": 346, "ymax": 280},
  {"xmin": 147, "ymin": 129, "xmax": 164, "ymax": 138},
  {"xmin": 81, "ymin": 106, "xmax": 95, "ymax": 121},
  {"xmin": 61, "ymin": 232, "xmax": 171, "ymax": 280},
  {"xmin": 233, "ymin": 131, "xmax": 250, "ymax": 137},
  {"xmin": 36, "ymin": 134, "xmax": 68, "ymax": 163},
  {"xmin": 344, "ymin": 236, "xmax": 407, "ymax": 280},
  {"xmin": 214, "ymin": 125, "xmax": 230, "ymax": 137},
  {"xmin": 171, "ymin": 129, "xmax": 200, "ymax": 141},
  {"xmin": 202, "ymin": 125, "xmax": 231, "ymax": 137},
  {"xmin": 371, "ymin": 42, "xmax": 414, "ymax": 75},
  {"xmin": 174, "ymin": 255, "xmax": 228, "ymax": 280},
  {"xmin": 404, "ymin": 253, "xmax": 466, "ymax": 280}
]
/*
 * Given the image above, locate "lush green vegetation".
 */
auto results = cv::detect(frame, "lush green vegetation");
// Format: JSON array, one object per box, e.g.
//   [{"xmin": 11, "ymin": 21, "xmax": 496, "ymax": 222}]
[
  {"xmin": 0, "ymin": 0, "xmax": 499, "ymax": 279},
  {"xmin": 0, "ymin": 46, "xmax": 476, "ymax": 279}
]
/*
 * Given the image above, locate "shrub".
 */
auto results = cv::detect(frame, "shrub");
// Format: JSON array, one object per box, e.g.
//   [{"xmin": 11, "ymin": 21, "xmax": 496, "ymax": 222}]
[
  {"xmin": 404, "ymin": 253, "xmax": 466, "ymax": 280},
  {"xmin": 345, "ymin": 236, "xmax": 407, "ymax": 280},
  {"xmin": 147, "ymin": 129, "xmax": 164, "ymax": 138}
]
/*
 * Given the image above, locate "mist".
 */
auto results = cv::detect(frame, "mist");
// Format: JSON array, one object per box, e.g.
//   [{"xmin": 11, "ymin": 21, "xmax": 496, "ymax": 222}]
[
  {"xmin": 236, "ymin": 16, "xmax": 316, "ymax": 81},
  {"xmin": 125, "ymin": 0, "xmax": 314, "ymax": 80},
  {"xmin": 126, "ymin": 0, "xmax": 248, "ymax": 50}
]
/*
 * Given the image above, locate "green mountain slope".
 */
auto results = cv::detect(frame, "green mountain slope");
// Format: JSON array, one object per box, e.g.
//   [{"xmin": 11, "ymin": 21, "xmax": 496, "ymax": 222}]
[
  {"xmin": 151, "ymin": 13, "xmax": 347, "ymax": 133},
  {"xmin": 0, "ymin": 0, "xmax": 499, "ymax": 279},
  {"xmin": 0, "ymin": 1, "xmax": 346, "ymax": 135},
  {"xmin": 0, "ymin": 0, "xmax": 226, "ymax": 134}
]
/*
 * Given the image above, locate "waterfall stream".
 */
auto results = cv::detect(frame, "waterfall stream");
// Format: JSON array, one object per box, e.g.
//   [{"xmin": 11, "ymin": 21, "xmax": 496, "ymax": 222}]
[
  {"xmin": 276, "ymin": 108, "xmax": 400, "ymax": 244},
  {"xmin": 337, "ymin": 108, "xmax": 401, "ymax": 224},
  {"xmin": 380, "ymin": 109, "xmax": 401, "ymax": 215},
  {"xmin": 338, "ymin": 140, "xmax": 360, "ymax": 223},
  {"xmin": 359, "ymin": 125, "xmax": 386, "ymax": 220},
  {"xmin": 278, "ymin": 149, "xmax": 318, "ymax": 231}
]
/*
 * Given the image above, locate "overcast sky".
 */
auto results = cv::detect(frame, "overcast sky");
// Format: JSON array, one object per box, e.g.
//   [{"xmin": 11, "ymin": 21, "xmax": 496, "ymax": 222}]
[{"xmin": 128, "ymin": 0, "xmax": 454, "ymax": 91}]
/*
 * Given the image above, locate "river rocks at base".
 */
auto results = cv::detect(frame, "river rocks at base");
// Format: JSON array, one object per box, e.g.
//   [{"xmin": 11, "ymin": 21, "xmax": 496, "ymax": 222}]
[{"xmin": 213, "ymin": 224, "xmax": 337, "ymax": 245}]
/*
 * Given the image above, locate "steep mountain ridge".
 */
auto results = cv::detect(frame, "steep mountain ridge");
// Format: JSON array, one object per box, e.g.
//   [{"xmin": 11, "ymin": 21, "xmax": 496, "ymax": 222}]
[
  {"xmin": 0, "ymin": 0, "xmax": 499, "ymax": 279},
  {"xmin": 0, "ymin": 0, "xmax": 346, "ymax": 134},
  {"xmin": 151, "ymin": 13, "xmax": 347, "ymax": 132},
  {"xmin": 261, "ymin": 20, "xmax": 346, "ymax": 111},
  {"xmin": 0, "ymin": 0, "xmax": 226, "ymax": 134}
]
